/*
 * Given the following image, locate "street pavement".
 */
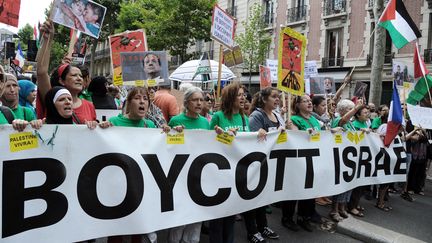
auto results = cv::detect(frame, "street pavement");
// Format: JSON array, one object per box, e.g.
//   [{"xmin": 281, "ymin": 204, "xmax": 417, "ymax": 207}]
[{"xmin": 95, "ymin": 180, "xmax": 431, "ymax": 243}]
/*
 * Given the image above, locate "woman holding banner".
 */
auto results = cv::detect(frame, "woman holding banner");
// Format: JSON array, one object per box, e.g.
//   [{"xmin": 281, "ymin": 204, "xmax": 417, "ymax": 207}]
[
  {"xmin": 209, "ymin": 82, "xmax": 250, "ymax": 243},
  {"xmin": 167, "ymin": 86, "xmax": 209, "ymax": 243},
  {"xmin": 243, "ymin": 87, "xmax": 282, "ymax": 242},
  {"xmin": 280, "ymin": 94, "xmax": 321, "ymax": 232}
]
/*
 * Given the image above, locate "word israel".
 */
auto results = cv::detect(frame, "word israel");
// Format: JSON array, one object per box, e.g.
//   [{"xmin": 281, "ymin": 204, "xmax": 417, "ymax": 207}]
[{"xmin": 0, "ymin": 126, "xmax": 406, "ymax": 243}]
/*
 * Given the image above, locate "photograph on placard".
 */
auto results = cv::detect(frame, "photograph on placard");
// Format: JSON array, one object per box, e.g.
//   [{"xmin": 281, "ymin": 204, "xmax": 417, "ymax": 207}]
[
  {"xmin": 50, "ymin": 0, "xmax": 106, "ymax": 38},
  {"xmin": 259, "ymin": 65, "xmax": 272, "ymax": 89},
  {"xmin": 109, "ymin": 30, "xmax": 147, "ymax": 85},
  {"xmin": 121, "ymin": 51, "xmax": 169, "ymax": 86},
  {"xmin": 71, "ymin": 33, "xmax": 87, "ymax": 65},
  {"xmin": 278, "ymin": 27, "xmax": 306, "ymax": 95},
  {"xmin": 353, "ymin": 81, "xmax": 368, "ymax": 98},
  {"xmin": 308, "ymin": 77, "xmax": 335, "ymax": 95},
  {"xmin": 0, "ymin": 0, "xmax": 20, "ymax": 27}
]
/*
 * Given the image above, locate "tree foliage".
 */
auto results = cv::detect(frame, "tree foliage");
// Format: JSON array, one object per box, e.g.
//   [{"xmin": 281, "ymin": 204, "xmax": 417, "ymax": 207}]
[
  {"xmin": 17, "ymin": 24, "xmax": 34, "ymax": 50},
  {"xmin": 118, "ymin": 0, "xmax": 215, "ymax": 62},
  {"xmin": 236, "ymin": 4, "xmax": 272, "ymax": 86}
]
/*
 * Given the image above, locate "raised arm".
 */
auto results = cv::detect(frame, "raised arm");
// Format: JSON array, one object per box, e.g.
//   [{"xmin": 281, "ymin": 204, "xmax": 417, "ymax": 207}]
[
  {"xmin": 334, "ymin": 75, "xmax": 352, "ymax": 103},
  {"xmin": 36, "ymin": 20, "xmax": 55, "ymax": 104}
]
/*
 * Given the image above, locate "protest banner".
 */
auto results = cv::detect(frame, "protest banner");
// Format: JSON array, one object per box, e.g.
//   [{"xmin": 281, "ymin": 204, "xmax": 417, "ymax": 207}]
[
  {"xmin": 259, "ymin": 65, "xmax": 272, "ymax": 89},
  {"xmin": 50, "ymin": 0, "xmax": 106, "ymax": 39},
  {"xmin": 407, "ymin": 104, "xmax": 432, "ymax": 129},
  {"xmin": 0, "ymin": 0, "xmax": 20, "ymax": 27},
  {"xmin": 0, "ymin": 126, "xmax": 406, "ymax": 243},
  {"xmin": 353, "ymin": 81, "xmax": 368, "ymax": 98},
  {"xmin": 304, "ymin": 60, "xmax": 318, "ymax": 79},
  {"xmin": 120, "ymin": 51, "xmax": 169, "ymax": 86},
  {"xmin": 109, "ymin": 30, "xmax": 147, "ymax": 86},
  {"xmin": 232, "ymin": 45, "xmax": 243, "ymax": 64},
  {"xmin": 223, "ymin": 49, "xmax": 236, "ymax": 67},
  {"xmin": 211, "ymin": 4, "xmax": 236, "ymax": 98},
  {"xmin": 278, "ymin": 27, "xmax": 306, "ymax": 96},
  {"xmin": 266, "ymin": 59, "xmax": 278, "ymax": 82},
  {"xmin": 68, "ymin": 30, "xmax": 87, "ymax": 65},
  {"xmin": 211, "ymin": 5, "xmax": 236, "ymax": 49}
]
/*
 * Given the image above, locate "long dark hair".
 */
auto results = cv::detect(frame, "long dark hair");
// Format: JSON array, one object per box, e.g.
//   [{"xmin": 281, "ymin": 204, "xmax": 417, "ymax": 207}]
[
  {"xmin": 221, "ymin": 82, "xmax": 244, "ymax": 119},
  {"xmin": 250, "ymin": 87, "xmax": 278, "ymax": 112},
  {"xmin": 45, "ymin": 86, "xmax": 73, "ymax": 124}
]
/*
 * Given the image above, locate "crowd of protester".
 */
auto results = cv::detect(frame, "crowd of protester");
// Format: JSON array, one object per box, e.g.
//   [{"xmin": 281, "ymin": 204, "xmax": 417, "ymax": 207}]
[{"xmin": 0, "ymin": 20, "xmax": 431, "ymax": 243}]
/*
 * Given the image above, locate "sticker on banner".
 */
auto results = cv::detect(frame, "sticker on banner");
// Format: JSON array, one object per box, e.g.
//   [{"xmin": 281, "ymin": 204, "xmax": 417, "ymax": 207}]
[
  {"xmin": 147, "ymin": 79, "xmax": 157, "ymax": 87},
  {"xmin": 347, "ymin": 132, "xmax": 355, "ymax": 143},
  {"xmin": 167, "ymin": 132, "xmax": 185, "ymax": 144},
  {"xmin": 359, "ymin": 132, "xmax": 365, "ymax": 142},
  {"xmin": 277, "ymin": 132, "xmax": 288, "ymax": 144},
  {"xmin": 113, "ymin": 75, "xmax": 123, "ymax": 86},
  {"xmin": 310, "ymin": 132, "xmax": 320, "ymax": 142},
  {"xmin": 9, "ymin": 132, "xmax": 39, "ymax": 152},
  {"xmin": 334, "ymin": 134, "xmax": 343, "ymax": 144},
  {"xmin": 216, "ymin": 132, "xmax": 235, "ymax": 145},
  {"xmin": 135, "ymin": 80, "xmax": 145, "ymax": 86}
]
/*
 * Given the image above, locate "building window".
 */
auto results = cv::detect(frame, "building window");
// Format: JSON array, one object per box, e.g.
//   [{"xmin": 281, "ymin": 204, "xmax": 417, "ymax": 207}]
[
  {"xmin": 287, "ymin": 0, "xmax": 306, "ymax": 22},
  {"xmin": 263, "ymin": 0, "xmax": 274, "ymax": 26},
  {"xmin": 324, "ymin": 0, "xmax": 346, "ymax": 16},
  {"xmin": 325, "ymin": 29, "xmax": 343, "ymax": 67}
]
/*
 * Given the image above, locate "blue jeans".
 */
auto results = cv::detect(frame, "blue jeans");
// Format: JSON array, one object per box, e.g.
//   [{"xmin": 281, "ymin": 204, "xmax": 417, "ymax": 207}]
[{"xmin": 209, "ymin": 216, "xmax": 235, "ymax": 243}]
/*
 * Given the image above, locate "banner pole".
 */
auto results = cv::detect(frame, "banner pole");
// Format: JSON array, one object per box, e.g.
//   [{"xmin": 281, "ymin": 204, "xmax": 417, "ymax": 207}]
[
  {"xmin": 217, "ymin": 44, "xmax": 223, "ymax": 99},
  {"xmin": 287, "ymin": 92, "xmax": 292, "ymax": 122}
]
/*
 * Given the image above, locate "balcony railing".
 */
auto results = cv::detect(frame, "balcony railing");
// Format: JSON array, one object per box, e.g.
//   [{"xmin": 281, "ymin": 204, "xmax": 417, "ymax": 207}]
[
  {"xmin": 287, "ymin": 5, "xmax": 307, "ymax": 23},
  {"xmin": 366, "ymin": 52, "xmax": 394, "ymax": 65},
  {"xmin": 322, "ymin": 56, "xmax": 344, "ymax": 68},
  {"xmin": 424, "ymin": 49, "xmax": 432, "ymax": 63},
  {"xmin": 323, "ymin": 0, "xmax": 346, "ymax": 16},
  {"xmin": 226, "ymin": 6, "xmax": 237, "ymax": 18}
]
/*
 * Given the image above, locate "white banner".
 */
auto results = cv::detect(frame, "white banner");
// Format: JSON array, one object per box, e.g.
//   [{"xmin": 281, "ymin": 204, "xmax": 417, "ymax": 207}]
[
  {"xmin": 266, "ymin": 59, "xmax": 278, "ymax": 82},
  {"xmin": 0, "ymin": 126, "xmax": 407, "ymax": 243},
  {"xmin": 407, "ymin": 104, "xmax": 432, "ymax": 129}
]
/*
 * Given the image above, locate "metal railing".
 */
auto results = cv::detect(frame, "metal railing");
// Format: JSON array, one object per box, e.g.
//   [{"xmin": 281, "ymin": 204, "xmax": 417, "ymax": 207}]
[
  {"xmin": 323, "ymin": 0, "xmax": 346, "ymax": 16},
  {"xmin": 287, "ymin": 5, "xmax": 307, "ymax": 23},
  {"xmin": 263, "ymin": 13, "xmax": 273, "ymax": 26},
  {"xmin": 366, "ymin": 52, "xmax": 394, "ymax": 65},
  {"xmin": 321, "ymin": 56, "xmax": 344, "ymax": 68}
]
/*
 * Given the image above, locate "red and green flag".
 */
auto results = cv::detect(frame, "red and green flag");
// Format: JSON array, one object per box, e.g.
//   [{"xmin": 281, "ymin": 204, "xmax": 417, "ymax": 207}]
[
  {"xmin": 407, "ymin": 43, "xmax": 432, "ymax": 105},
  {"xmin": 378, "ymin": 0, "xmax": 421, "ymax": 49}
]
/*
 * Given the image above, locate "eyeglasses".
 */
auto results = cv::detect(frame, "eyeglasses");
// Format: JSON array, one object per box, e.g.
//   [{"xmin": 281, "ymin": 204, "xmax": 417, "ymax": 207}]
[{"xmin": 205, "ymin": 97, "xmax": 213, "ymax": 102}]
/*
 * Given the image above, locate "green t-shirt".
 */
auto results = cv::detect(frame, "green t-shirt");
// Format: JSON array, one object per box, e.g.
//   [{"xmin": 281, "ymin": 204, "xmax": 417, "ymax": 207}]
[
  {"xmin": 12, "ymin": 105, "xmax": 36, "ymax": 122},
  {"xmin": 168, "ymin": 112, "xmax": 209, "ymax": 130},
  {"xmin": 352, "ymin": 119, "xmax": 368, "ymax": 130},
  {"xmin": 210, "ymin": 111, "xmax": 250, "ymax": 132},
  {"xmin": 371, "ymin": 117, "xmax": 382, "ymax": 130},
  {"xmin": 291, "ymin": 115, "xmax": 321, "ymax": 131},
  {"xmin": 79, "ymin": 90, "xmax": 93, "ymax": 102},
  {"xmin": 0, "ymin": 106, "xmax": 15, "ymax": 124},
  {"xmin": 109, "ymin": 114, "xmax": 156, "ymax": 128},
  {"xmin": 331, "ymin": 116, "xmax": 355, "ymax": 131}
]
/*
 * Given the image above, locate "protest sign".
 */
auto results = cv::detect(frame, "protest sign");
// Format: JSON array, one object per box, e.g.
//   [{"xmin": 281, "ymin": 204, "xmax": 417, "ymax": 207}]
[
  {"xmin": 223, "ymin": 49, "xmax": 236, "ymax": 67},
  {"xmin": 0, "ymin": 126, "xmax": 406, "ymax": 243},
  {"xmin": 407, "ymin": 104, "xmax": 432, "ymax": 129},
  {"xmin": 109, "ymin": 30, "xmax": 147, "ymax": 86},
  {"xmin": 0, "ymin": 0, "xmax": 20, "ymax": 27},
  {"xmin": 309, "ymin": 77, "xmax": 336, "ymax": 95},
  {"xmin": 353, "ymin": 81, "xmax": 368, "ymax": 98},
  {"xmin": 50, "ymin": 0, "xmax": 106, "ymax": 39},
  {"xmin": 259, "ymin": 65, "xmax": 272, "ymax": 89},
  {"xmin": 304, "ymin": 60, "xmax": 318, "ymax": 79},
  {"xmin": 211, "ymin": 5, "xmax": 236, "ymax": 48},
  {"xmin": 232, "ymin": 45, "xmax": 243, "ymax": 64},
  {"xmin": 266, "ymin": 59, "xmax": 278, "ymax": 82},
  {"xmin": 120, "ymin": 51, "xmax": 169, "ymax": 86},
  {"xmin": 278, "ymin": 27, "xmax": 306, "ymax": 95},
  {"xmin": 69, "ymin": 30, "xmax": 87, "ymax": 65}
]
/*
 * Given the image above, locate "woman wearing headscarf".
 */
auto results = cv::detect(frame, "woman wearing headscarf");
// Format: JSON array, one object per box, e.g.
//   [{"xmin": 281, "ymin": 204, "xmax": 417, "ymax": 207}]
[
  {"xmin": 18, "ymin": 79, "xmax": 37, "ymax": 116},
  {"xmin": 88, "ymin": 76, "xmax": 117, "ymax": 109},
  {"xmin": 44, "ymin": 86, "xmax": 74, "ymax": 124}
]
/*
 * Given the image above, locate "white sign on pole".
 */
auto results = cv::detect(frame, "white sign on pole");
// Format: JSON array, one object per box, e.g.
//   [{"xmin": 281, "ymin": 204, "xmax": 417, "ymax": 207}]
[
  {"xmin": 305, "ymin": 60, "xmax": 318, "ymax": 79},
  {"xmin": 266, "ymin": 59, "xmax": 278, "ymax": 82},
  {"xmin": 211, "ymin": 5, "xmax": 236, "ymax": 48},
  {"xmin": 407, "ymin": 104, "xmax": 432, "ymax": 129}
]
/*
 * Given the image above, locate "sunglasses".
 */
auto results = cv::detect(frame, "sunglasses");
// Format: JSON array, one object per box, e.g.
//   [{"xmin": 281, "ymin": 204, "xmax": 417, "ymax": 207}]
[{"xmin": 204, "ymin": 97, "xmax": 214, "ymax": 102}]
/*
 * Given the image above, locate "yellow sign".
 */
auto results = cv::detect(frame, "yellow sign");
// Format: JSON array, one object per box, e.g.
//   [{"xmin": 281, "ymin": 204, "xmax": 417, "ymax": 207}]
[
  {"xmin": 277, "ymin": 132, "xmax": 288, "ymax": 144},
  {"xmin": 147, "ymin": 79, "xmax": 157, "ymax": 87},
  {"xmin": 277, "ymin": 27, "xmax": 306, "ymax": 96},
  {"xmin": 9, "ymin": 132, "xmax": 39, "ymax": 152},
  {"xmin": 135, "ymin": 80, "xmax": 145, "ymax": 86},
  {"xmin": 113, "ymin": 74, "xmax": 123, "ymax": 86},
  {"xmin": 310, "ymin": 132, "xmax": 320, "ymax": 142},
  {"xmin": 334, "ymin": 134, "xmax": 343, "ymax": 144},
  {"xmin": 216, "ymin": 132, "xmax": 235, "ymax": 145},
  {"xmin": 166, "ymin": 132, "xmax": 185, "ymax": 144}
]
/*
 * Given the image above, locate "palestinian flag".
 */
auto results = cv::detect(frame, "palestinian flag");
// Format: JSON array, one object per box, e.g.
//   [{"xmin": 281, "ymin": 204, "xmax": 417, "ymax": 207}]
[
  {"xmin": 378, "ymin": 0, "xmax": 421, "ymax": 49},
  {"xmin": 407, "ymin": 43, "xmax": 432, "ymax": 105}
]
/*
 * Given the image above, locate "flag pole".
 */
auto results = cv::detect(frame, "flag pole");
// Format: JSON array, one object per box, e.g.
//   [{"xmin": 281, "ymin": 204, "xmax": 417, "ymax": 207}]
[
  {"xmin": 216, "ymin": 44, "xmax": 223, "ymax": 99},
  {"xmin": 348, "ymin": 27, "xmax": 377, "ymax": 77}
]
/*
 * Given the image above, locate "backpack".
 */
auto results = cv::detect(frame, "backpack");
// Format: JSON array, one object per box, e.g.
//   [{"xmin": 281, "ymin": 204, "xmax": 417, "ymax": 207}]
[{"xmin": 0, "ymin": 106, "xmax": 14, "ymax": 124}]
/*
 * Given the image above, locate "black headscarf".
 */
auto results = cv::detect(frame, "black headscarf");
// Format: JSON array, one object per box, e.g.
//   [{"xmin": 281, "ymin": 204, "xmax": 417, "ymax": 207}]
[{"xmin": 45, "ymin": 86, "xmax": 73, "ymax": 124}]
